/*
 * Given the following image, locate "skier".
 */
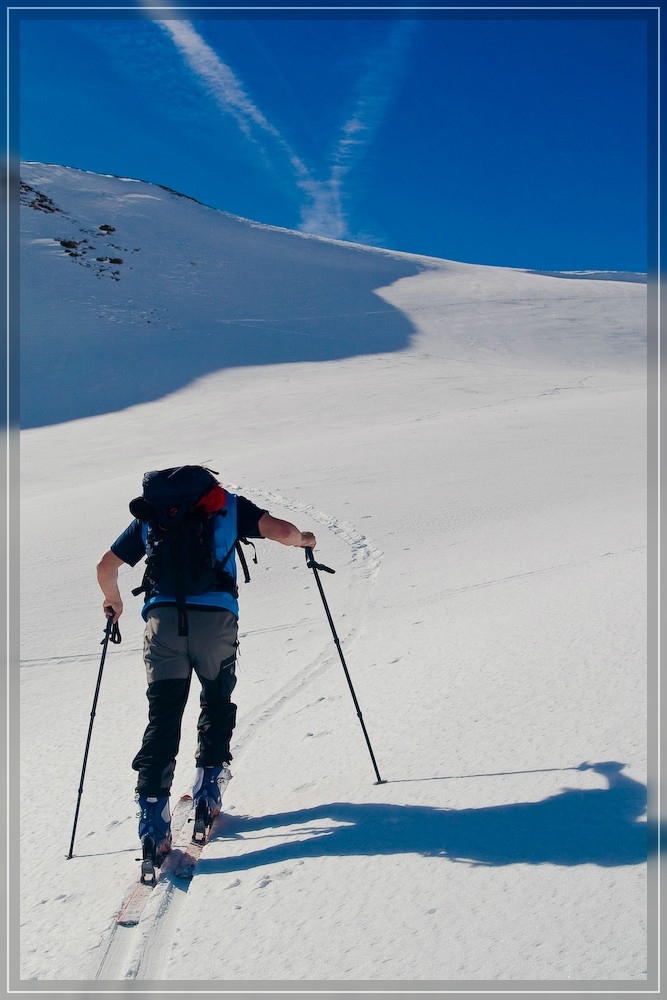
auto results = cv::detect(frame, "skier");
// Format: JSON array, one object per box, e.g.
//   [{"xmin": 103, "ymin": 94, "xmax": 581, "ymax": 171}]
[{"xmin": 96, "ymin": 466, "xmax": 316, "ymax": 868}]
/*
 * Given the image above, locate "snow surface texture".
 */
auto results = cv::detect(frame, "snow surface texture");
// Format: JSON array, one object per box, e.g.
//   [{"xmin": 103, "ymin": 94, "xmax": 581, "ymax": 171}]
[{"xmin": 19, "ymin": 163, "xmax": 649, "ymax": 987}]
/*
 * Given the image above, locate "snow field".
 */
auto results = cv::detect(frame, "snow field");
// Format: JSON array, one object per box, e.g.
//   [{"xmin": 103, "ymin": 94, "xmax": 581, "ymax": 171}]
[{"xmin": 18, "ymin": 163, "xmax": 649, "ymax": 985}]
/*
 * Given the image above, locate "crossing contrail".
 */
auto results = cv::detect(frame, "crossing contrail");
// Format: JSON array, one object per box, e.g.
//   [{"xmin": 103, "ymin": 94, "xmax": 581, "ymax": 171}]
[{"xmin": 139, "ymin": 6, "xmax": 416, "ymax": 239}]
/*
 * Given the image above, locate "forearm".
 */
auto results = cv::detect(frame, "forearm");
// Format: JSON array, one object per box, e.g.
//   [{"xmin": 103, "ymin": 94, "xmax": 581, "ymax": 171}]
[
  {"xmin": 97, "ymin": 550, "xmax": 124, "ymax": 620},
  {"xmin": 258, "ymin": 513, "xmax": 316, "ymax": 548}
]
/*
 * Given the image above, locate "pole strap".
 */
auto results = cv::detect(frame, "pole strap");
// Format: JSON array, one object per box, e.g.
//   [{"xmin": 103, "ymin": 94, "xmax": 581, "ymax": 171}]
[{"xmin": 103, "ymin": 619, "xmax": 122, "ymax": 645}]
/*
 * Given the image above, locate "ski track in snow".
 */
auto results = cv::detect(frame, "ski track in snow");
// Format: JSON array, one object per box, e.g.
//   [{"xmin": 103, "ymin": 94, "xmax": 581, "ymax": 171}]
[
  {"xmin": 92, "ymin": 490, "xmax": 381, "ymax": 982},
  {"xmin": 238, "ymin": 483, "xmax": 384, "ymax": 582},
  {"xmin": 228, "ymin": 485, "xmax": 383, "ymax": 761},
  {"xmin": 96, "ymin": 866, "xmax": 198, "ymax": 982},
  {"xmin": 436, "ymin": 544, "xmax": 647, "ymax": 600}
]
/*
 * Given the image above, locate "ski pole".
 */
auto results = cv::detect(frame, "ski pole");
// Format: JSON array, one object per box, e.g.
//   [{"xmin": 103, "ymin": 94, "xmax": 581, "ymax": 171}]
[
  {"xmin": 67, "ymin": 612, "xmax": 121, "ymax": 859},
  {"xmin": 304, "ymin": 548, "xmax": 386, "ymax": 785}
]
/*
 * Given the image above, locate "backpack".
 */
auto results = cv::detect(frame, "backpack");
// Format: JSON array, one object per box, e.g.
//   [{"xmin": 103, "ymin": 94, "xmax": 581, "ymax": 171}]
[{"xmin": 129, "ymin": 466, "xmax": 253, "ymax": 636}]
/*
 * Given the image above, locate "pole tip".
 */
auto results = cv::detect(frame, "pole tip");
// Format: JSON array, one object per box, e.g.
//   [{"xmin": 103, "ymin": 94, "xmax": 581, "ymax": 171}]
[{"xmin": 374, "ymin": 779, "xmax": 387, "ymax": 785}]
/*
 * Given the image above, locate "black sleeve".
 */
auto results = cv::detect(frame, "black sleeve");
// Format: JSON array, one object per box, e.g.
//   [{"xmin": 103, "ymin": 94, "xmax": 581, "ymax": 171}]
[
  {"xmin": 237, "ymin": 495, "xmax": 268, "ymax": 539},
  {"xmin": 110, "ymin": 519, "xmax": 146, "ymax": 567}
]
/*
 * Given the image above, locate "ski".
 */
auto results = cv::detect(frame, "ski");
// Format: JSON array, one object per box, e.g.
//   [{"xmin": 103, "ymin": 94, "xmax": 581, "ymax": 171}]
[{"xmin": 115, "ymin": 794, "xmax": 214, "ymax": 926}]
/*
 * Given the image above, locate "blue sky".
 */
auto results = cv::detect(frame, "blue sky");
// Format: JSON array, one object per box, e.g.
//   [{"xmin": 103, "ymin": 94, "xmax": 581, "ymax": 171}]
[{"xmin": 16, "ymin": 6, "xmax": 653, "ymax": 271}]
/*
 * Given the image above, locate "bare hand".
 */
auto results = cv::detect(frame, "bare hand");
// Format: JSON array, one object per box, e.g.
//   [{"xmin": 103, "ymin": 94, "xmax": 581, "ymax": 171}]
[
  {"xmin": 103, "ymin": 600, "xmax": 123, "ymax": 623},
  {"xmin": 299, "ymin": 531, "xmax": 317, "ymax": 549}
]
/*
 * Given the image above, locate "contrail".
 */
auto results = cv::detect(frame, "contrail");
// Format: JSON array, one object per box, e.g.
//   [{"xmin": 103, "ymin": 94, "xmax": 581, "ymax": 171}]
[
  {"xmin": 140, "ymin": 7, "xmax": 416, "ymax": 240},
  {"xmin": 303, "ymin": 19, "xmax": 418, "ymax": 237},
  {"xmin": 156, "ymin": 19, "xmax": 312, "ymax": 178}
]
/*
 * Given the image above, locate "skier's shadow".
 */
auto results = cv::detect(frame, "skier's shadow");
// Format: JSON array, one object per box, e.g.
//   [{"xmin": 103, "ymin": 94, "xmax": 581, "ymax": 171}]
[{"xmin": 199, "ymin": 762, "xmax": 653, "ymax": 875}]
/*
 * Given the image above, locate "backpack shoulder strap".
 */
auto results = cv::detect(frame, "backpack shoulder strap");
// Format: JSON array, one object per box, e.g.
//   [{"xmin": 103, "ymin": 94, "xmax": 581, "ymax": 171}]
[
  {"xmin": 235, "ymin": 538, "xmax": 257, "ymax": 584},
  {"xmin": 217, "ymin": 535, "xmax": 257, "ymax": 584}
]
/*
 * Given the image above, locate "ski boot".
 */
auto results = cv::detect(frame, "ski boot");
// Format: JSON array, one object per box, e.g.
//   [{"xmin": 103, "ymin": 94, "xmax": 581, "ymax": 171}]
[
  {"xmin": 191, "ymin": 764, "xmax": 231, "ymax": 844},
  {"xmin": 137, "ymin": 795, "xmax": 172, "ymax": 884}
]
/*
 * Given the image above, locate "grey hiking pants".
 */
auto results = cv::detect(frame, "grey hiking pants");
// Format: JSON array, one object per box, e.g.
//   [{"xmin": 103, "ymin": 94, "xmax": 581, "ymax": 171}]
[{"xmin": 132, "ymin": 606, "xmax": 238, "ymax": 797}]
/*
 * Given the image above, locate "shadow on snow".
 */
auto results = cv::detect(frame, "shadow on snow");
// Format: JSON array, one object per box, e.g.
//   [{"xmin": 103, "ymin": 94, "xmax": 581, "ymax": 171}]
[
  {"xmin": 21, "ymin": 213, "xmax": 425, "ymax": 427},
  {"xmin": 203, "ymin": 762, "xmax": 652, "ymax": 873}
]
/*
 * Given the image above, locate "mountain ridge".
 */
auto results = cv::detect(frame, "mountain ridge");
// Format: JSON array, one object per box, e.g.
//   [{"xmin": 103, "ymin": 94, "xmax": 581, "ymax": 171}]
[{"xmin": 20, "ymin": 161, "xmax": 646, "ymax": 428}]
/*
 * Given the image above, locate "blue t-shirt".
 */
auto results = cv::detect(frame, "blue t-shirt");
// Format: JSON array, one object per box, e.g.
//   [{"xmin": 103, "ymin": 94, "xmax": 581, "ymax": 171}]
[{"xmin": 111, "ymin": 492, "xmax": 266, "ymax": 620}]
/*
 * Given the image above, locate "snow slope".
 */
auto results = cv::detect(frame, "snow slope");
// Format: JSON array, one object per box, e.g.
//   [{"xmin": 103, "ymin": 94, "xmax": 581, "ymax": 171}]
[{"xmin": 17, "ymin": 163, "xmax": 650, "ymax": 988}]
